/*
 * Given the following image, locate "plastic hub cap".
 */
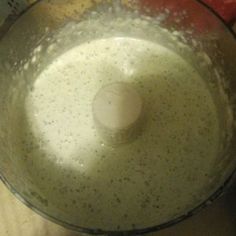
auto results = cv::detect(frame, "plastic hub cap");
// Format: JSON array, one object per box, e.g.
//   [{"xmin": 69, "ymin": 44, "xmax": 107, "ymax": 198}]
[{"xmin": 93, "ymin": 82, "xmax": 143, "ymax": 144}]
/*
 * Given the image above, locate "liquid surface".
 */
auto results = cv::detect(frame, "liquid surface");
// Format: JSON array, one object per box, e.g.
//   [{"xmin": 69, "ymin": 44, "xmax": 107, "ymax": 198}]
[{"xmin": 24, "ymin": 37, "xmax": 220, "ymax": 230}]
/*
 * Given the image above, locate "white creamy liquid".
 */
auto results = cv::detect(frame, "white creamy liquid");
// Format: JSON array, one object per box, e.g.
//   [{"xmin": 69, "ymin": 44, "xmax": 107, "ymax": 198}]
[{"xmin": 24, "ymin": 37, "xmax": 220, "ymax": 230}]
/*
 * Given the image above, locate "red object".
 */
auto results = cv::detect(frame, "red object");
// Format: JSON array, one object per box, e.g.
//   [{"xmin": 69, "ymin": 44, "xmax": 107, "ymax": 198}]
[
  {"xmin": 203, "ymin": 0, "xmax": 236, "ymax": 24},
  {"xmin": 140, "ymin": 0, "xmax": 236, "ymax": 25}
]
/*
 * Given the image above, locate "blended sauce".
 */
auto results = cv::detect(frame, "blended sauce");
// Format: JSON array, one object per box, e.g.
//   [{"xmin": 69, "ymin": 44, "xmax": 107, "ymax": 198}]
[{"xmin": 24, "ymin": 37, "xmax": 220, "ymax": 230}]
